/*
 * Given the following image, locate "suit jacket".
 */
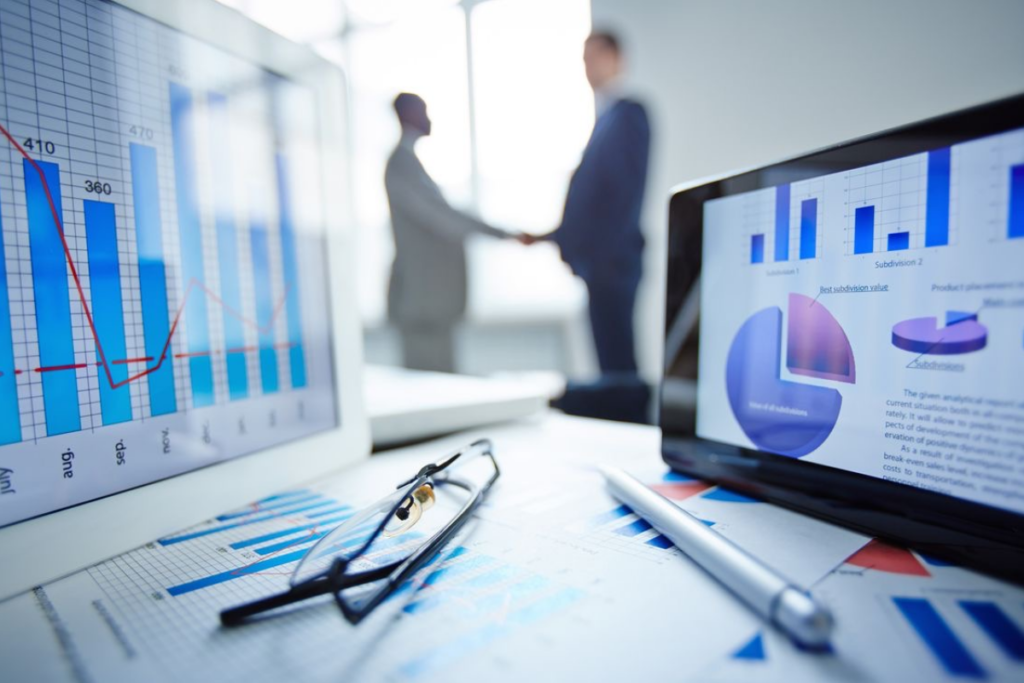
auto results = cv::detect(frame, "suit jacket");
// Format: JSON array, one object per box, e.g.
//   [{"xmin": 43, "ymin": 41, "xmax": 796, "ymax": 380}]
[
  {"xmin": 385, "ymin": 133, "xmax": 504, "ymax": 325},
  {"xmin": 554, "ymin": 98, "xmax": 650, "ymax": 283}
]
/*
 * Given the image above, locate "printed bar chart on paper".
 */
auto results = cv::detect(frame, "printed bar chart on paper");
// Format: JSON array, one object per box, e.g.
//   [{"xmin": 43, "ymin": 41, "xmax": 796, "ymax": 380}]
[{"xmin": 0, "ymin": 0, "xmax": 337, "ymax": 530}]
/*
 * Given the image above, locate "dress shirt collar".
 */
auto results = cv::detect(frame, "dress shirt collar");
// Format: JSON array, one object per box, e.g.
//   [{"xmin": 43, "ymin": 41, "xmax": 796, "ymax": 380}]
[{"xmin": 594, "ymin": 79, "xmax": 624, "ymax": 120}]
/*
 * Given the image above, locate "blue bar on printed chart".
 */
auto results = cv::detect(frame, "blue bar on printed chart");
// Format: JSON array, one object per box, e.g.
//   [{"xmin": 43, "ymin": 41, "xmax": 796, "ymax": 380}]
[
  {"xmin": 169, "ymin": 83, "xmax": 214, "ymax": 407},
  {"xmin": 23, "ymin": 159, "xmax": 80, "ymax": 436},
  {"xmin": 1010, "ymin": 163, "xmax": 1024, "ymax": 239},
  {"xmin": 750, "ymin": 234, "xmax": 764, "ymax": 264},
  {"xmin": 887, "ymin": 231, "xmax": 910, "ymax": 251},
  {"xmin": 129, "ymin": 143, "xmax": 177, "ymax": 417},
  {"xmin": 167, "ymin": 547, "xmax": 308, "ymax": 596},
  {"xmin": 774, "ymin": 184, "xmax": 790, "ymax": 262},
  {"xmin": 893, "ymin": 597, "xmax": 985, "ymax": 678},
  {"xmin": 959, "ymin": 601, "xmax": 1024, "ymax": 661},
  {"xmin": 249, "ymin": 223, "xmax": 279, "ymax": 393},
  {"xmin": 208, "ymin": 92, "xmax": 249, "ymax": 400},
  {"xmin": 84, "ymin": 200, "xmax": 132, "ymax": 425},
  {"xmin": 0, "ymin": 194, "xmax": 20, "ymax": 445},
  {"xmin": 925, "ymin": 148, "xmax": 951, "ymax": 247},
  {"xmin": 854, "ymin": 206, "xmax": 875, "ymax": 255},
  {"xmin": 275, "ymin": 154, "xmax": 306, "ymax": 388},
  {"xmin": 799, "ymin": 198, "xmax": 816, "ymax": 259}
]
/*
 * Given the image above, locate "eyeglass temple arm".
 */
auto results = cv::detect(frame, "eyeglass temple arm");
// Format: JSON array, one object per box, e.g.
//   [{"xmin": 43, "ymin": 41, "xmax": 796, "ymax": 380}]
[
  {"xmin": 220, "ymin": 575, "xmax": 333, "ymax": 626},
  {"xmin": 220, "ymin": 560, "xmax": 403, "ymax": 627}
]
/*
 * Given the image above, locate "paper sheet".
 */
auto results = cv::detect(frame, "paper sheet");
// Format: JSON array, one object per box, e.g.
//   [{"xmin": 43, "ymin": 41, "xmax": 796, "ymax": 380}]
[
  {"xmin": 700, "ymin": 541, "xmax": 1024, "ymax": 682},
  {"xmin": 0, "ymin": 415, "xmax": 870, "ymax": 682}
]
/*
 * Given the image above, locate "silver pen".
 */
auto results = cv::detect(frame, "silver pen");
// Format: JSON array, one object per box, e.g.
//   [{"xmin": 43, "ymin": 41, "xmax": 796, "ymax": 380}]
[{"xmin": 599, "ymin": 466, "xmax": 833, "ymax": 649}]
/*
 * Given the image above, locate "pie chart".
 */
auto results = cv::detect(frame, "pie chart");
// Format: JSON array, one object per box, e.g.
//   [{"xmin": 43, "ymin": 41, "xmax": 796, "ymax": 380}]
[
  {"xmin": 726, "ymin": 294, "xmax": 855, "ymax": 458},
  {"xmin": 891, "ymin": 311, "xmax": 987, "ymax": 355}
]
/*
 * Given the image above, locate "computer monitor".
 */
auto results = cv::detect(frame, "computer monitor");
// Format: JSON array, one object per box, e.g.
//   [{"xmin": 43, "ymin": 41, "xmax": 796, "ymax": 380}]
[
  {"xmin": 0, "ymin": 0, "xmax": 369, "ymax": 600},
  {"xmin": 662, "ymin": 94, "xmax": 1024, "ymax": 582}
]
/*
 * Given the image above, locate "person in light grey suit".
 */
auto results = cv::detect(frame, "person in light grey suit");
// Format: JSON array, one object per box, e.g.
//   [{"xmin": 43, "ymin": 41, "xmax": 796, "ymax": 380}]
[{"xmin": 385, "ymin": 93, "xmax": 522, "ymax": 373}]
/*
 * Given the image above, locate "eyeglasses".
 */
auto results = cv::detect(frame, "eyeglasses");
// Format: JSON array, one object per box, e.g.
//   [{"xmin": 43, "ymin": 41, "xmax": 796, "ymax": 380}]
[{"xmin": 220, "ymin": 439, "xmax": 499, "ymax": 626}]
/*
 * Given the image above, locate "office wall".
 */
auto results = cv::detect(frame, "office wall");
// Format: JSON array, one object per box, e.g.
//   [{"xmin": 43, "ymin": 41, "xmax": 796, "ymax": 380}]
[{"xmin": 590, "ymin": 0, "xmax": 1024, "ymax": 382}]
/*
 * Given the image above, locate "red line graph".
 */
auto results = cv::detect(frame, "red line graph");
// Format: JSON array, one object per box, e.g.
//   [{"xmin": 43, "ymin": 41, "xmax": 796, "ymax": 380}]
[{"xmin": 0, "ymin": 121, "xmax": 291, "ymax": 388}]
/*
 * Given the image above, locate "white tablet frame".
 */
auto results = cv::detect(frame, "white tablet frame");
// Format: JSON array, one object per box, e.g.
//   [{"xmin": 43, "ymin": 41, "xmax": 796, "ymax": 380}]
[{"xmin": 0, "ymin": 0, "xmax": 370, "ymax": 601}]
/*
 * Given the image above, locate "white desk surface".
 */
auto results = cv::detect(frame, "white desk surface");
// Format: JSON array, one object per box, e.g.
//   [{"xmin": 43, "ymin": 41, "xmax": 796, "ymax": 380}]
[{"xmin": 2, "ymin": 412, "xmax": 1022, "ymax": 682}]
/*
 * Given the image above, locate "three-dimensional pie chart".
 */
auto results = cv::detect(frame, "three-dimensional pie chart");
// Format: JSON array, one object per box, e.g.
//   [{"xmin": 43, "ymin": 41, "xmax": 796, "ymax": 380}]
[
  {"xmin": 726, "ymin": 293, "xmax": 855, "ymax": 458},
  {"xmin": 891, "ymin": 311, "xmax": 987, "ymax": 355}
]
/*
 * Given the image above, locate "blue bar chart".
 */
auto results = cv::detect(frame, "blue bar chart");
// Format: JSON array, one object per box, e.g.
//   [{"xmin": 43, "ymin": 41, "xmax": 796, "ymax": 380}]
[
  {"xmin": 959, "ymin": 600, "xmax": 1024, "ymax": 661},
  {"xmin": 1011, "ymin": 163, "xmax": 1024, "ymax": 239},
  {"xmin": 0, "ymin": 0, "xmax": 336, "ymax": 532},
  {"xmin": 23, "ymin": 159, "xmax": 81, "ymax": 436},
  {"xmin": 208, "ymin": 92, "xmax": 249, "ymax": 401},
  {"xmin": 130, "ymin": 142, "xmax": 178, "ymax": 417},
  {"xmin": 0, "ymin": 90, "xmax": 320, "ymax": 446},
  {"xmin": 250, "ymin": 223, "xmax": 280, "ymax": 394},
  {"xmin": 893, "ymin": 597, "xmax": 985, "ymax": 678},
  {"xmin": 799, "ymin": 198, "xmax": 817, "ymax": 259},
  {"xmin": 0, "ymin": 197, "xmax": 19, "ymax": 446},
  {"xmin": 169, "ymin": 82, "xmax": 215, "ymax": 408},
  {"xmin": 854, "ymin": 205, "xmax": 875, "ymax": 255},
  {"xmin": 925, "ymin": 148, "xmax": 951, "ymax": 247},
  {"xmin": 750, "ymin": 234, "xmax": 765, "ymax": 264},
  {"xmin": 276, "ymin": 154, "xmax": 307, "ymax": 388},
  {"xmin": 774, "ymin": 184, "xmax": 790, "ymax": 262},
  {"xmin": 84, "ymin": 200, "xmax": 133, "ymax": 426},
  {"xmin": 887, "ymin": 231, "xmax": 910, "ymax": 251}
]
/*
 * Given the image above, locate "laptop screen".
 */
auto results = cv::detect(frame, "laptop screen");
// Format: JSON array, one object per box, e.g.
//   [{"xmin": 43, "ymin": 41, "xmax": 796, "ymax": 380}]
[
  {"xmin": 0, "ymin": 0, "xmax": 339, "ymax": 528},
  {"xmin": 694, "ymin": 123, "xmax": 1024, "ymax": 515}
]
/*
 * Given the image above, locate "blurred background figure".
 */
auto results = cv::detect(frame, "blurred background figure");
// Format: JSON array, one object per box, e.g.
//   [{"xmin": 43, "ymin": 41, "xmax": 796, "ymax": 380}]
[
  {"xmin": 385, "ymin": 93, "xmax": 522, "ymax": 373},
  {"xmin": 549, "ymin": 30, "xmax": 650, "ymax": 376},
  {"xmin": 525, "ymin": 29, "xmax": 652, "ymax": 422}
]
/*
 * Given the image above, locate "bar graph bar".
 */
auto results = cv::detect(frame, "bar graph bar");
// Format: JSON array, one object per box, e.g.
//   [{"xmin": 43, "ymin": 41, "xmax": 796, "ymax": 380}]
[
  {"xmin": 613, "ymin": 518, "xmax": 652, "ymax": 537},
  {"xmin": 959, "ymin": 601, "xmax": 1024, "ymax": 661},
  {"xmin": 0, "ymin": 196, "xmax": 20, "ymax": 445},
  {"xmin": 23, "ymin": 159, "xmax": 81, "ymax": 436},
  {"xmin": 774, "ymin": 184, "xmax": 790, "ymax": 262},
  {"xmin": 209, "ymin": 92, "xmax": 248, "ymax": 400},
  {"xmin": 275, "ymin": 155, "xmax": 306, "ymax": 388},
  {"xmin": 1010, "ymin": 163, "xmax": 1024, "ymax": 239},
  {"xmin": 925, "ymin": 148, "xmax": 951, "ymax": 247},
  {"xmin": 854, "ymin": 205, "xmax": 875, "ymax": 255},
  {"xmin": 84, "ymin": 200, "xmax": 132, "ymax": 425},
  {"xmin": 129, "ymin": 143, "xmax": 177, "ymax": 417},
  {"xmin": 893, "ymin": 597, "xmax": 985, "ymax": 678},
  {"xmin": 250, "ymin": 222, "xmax": 279, "ymax": 394},
  {"xmin": 799, "ymin": 198, "xmax": 817, "ymax": 259},
  {"xmin": 167, "ymin": 547, "xmax": 308, "ymax": 596},
  {"xmin": 646, "ymin": 535, "xmax": 673, "ymax": 549},
  {"xmin": 750, "ymin": 234, "xmax": 764, "ymax": 264},
  {"xmin": 169, "ymin": 82, "xmax": 214, "ymax": 407},
  {"xmin": 887, "ymin": 231, "xmax": 910, "ymax": 251}
]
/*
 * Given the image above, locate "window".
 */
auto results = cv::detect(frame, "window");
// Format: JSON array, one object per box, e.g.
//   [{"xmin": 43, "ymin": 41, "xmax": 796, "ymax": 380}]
[{"xmin": 220, "ymin": 0, "xmax": 595, "ymax": 350}]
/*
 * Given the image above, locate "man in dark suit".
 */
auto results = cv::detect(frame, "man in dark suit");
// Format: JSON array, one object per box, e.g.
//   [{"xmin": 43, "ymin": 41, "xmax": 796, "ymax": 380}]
[{"xmin": 527, "ymin": 31, "xmax": 650, "ymax": 376}]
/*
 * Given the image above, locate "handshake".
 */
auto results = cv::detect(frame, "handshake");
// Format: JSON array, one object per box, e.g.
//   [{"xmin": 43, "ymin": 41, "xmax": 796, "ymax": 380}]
[{"xmin": 512, "ymin": 232, "xmax": 544, "ymax": 246}]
